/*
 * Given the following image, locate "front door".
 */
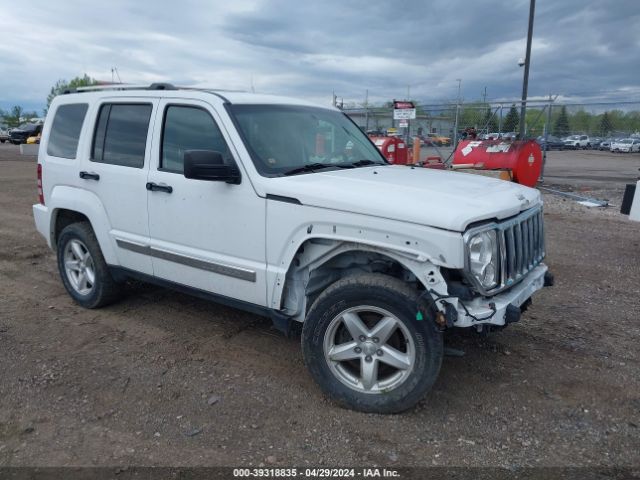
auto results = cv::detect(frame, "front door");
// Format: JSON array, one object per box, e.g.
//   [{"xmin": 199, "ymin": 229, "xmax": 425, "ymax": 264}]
[{"xmin": 146, "ymin": 99, "xmax": 267, "ymax": 306}]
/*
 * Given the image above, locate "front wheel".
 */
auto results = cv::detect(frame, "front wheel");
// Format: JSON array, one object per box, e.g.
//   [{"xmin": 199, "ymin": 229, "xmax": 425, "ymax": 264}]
[{"xmin": 302, "ymin": 274, "xmax": 443, "ymax": 413}]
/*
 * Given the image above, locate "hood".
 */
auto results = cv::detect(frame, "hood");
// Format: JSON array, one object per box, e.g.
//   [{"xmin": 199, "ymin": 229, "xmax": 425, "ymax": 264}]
[
  {"xmin": 265, "ymin": 165, "xmax": 541, "ymax": 232},
  {"xmin": 11, "ymin": 128, "xmax": 32, "ymax": 136}
]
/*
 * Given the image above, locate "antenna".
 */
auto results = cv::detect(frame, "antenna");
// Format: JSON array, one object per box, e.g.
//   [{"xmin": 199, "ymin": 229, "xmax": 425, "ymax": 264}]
[{"xmin": 111, "ymin": 67, "xmax": 122, "ymax": 84}]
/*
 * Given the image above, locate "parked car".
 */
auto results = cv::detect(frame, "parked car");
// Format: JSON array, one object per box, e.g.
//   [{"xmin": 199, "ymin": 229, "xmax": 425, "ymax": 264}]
[
  {"xmin": 589, "ymin": 137, "xmax": 602, "ymax": 149},
  {"xmin": 536, "ymin": 135, "xmax": 564, "ymax": 150},
  {"xmin": 425, "ymin": 132, "xmax": 451, "ymax": 146},
  {"xmin": 33, "ymin": 84, "xmax": 551, "ymax": 413},
  {"xmin": 0, "ymin": 127, "xmax": 10, "ymax": 143},
  {"xmin": 563, "ymin": 135, "xmax": 590, "ymax": 149},
  {"xmin": 610, "ymin": 138, "xmax": 640, "ymax": 153},
  {"xmin": 10, "ymin": 123, "xmax": 43, "ymax": 145},
  {"xmin": 366, "ymin": 130, "xmax": 386, "ymax": 137},
  {"xmin": 482, "ymin": 132, "xmax": 502, "ymax": 140},
  {"xmin": 598, "ymin": 139, "xmax": 612, "ymax": 151},
  {"xmin": 26, "ymin": 133, "xmax": 42, "ymax": 144}
]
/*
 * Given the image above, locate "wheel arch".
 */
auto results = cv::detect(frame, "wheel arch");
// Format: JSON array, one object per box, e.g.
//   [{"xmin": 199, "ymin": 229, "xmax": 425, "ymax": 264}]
[
  {"xmin": 48, "ymin": 186, "xmax": 118, "ymax": 265},
  {"xmin": 277, "ymin": 238, "xmax": 448, "ymax": 322}
]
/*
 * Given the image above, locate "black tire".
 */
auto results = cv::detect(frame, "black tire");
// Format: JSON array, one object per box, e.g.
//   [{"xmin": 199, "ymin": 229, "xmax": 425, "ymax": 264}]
[
  {"xmin": 301, "ymin": 273, "xmax": 443, "ymax": 413},
  {"xmin": 56, "ymin": 222, "xmax": 121, "ymax": 308}
]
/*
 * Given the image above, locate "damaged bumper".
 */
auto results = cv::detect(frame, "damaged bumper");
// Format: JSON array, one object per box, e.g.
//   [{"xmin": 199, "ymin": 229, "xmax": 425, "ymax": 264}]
[{"xmin": 452, "ymin": 264, "xmax": 549, "ymax": 328}]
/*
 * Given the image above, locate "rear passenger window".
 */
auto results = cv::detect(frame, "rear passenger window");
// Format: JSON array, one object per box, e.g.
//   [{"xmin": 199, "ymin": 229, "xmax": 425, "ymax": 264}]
[
  {"xmin": 47, "ymin": 104, "xmax": 88, "ymax": 159},
  {"xmin": 92, "ymin": 104, "xmax": 152, "ymax": 168},
  {"xmin": 161, "ymin": 105, "xmax": 231, "ymax": 173}
]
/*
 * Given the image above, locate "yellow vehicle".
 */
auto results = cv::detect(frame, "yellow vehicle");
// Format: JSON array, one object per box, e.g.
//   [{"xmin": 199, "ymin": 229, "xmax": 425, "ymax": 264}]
[
  {"xmin": 26, "ymin": 133, "xmax": 42, "ymax": 144},
  {"xmin": 426, "ymin": 132, "xmax": 451, "ymax": 146}
]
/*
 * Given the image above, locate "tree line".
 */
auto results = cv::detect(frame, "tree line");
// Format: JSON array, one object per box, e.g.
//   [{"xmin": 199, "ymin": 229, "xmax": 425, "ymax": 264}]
[
  {"xmin": 1, "ymin": 74, "xmax": 97, "ymax": 128},
  {"xmin": 436, "ymin": 103, "xmax": 640, "ymax": 138}
]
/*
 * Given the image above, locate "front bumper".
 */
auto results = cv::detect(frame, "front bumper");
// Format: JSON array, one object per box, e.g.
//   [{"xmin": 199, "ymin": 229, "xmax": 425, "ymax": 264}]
[{"xmin": 453, "ymin": 264, "xmax": 548, "ymax": 328}]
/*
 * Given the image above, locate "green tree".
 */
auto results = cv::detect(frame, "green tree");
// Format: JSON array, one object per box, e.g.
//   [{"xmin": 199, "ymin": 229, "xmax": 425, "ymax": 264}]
[
  {"xmin": 554, "ymin": 106, "xmax": 570, "ymax": 137},
  {"xmin": 46, "ymin": 74, "xmax": 97, "ymax": 112},
  {"xmin": 599, "ymin": 112, "xmax": 612, "ymax": 136},
  {"xmin": 503, "ymin": 104, "xmax": 520, "ymax": 132},
  {"xmin": 482, "ymin": 108, "xmax": 498, "ymax": 132},
  {"xmin": 22, "ymin": 111, "xmax": 39, "ymax": 122},
  {"xmin": 570, "ymin": 109, "xmax": 592, "ymax": 134},
  {"xmin": 4, "ymin": 106, "xmax": 24, "ymax": 128},
  {"xmin": 457, "ymin": 102, "xmax": 485, "ymax": 129}
]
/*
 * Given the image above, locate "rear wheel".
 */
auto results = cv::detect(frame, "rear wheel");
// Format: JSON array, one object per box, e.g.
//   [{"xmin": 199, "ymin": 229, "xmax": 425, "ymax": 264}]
[
  {"xmin": 57, "ymin": 223, "xmax": 121, "ymax": 308},
  {"xmin": 302, "ymin": 273, "xmax": 443, "ymax": 413}
]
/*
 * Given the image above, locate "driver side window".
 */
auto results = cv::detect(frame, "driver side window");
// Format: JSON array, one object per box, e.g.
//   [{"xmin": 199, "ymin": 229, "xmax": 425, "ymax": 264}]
[{"xmin": 161, "ymin": 105, "xmax": 231, "ymax": 173}]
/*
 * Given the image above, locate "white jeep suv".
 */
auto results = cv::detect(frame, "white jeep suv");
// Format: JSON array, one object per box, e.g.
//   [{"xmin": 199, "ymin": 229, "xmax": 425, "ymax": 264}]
[
  {"xmin": 33, "ymin": 84, "xmax": 551, "ymax": 413},
  {"xmin": 563, "ymin": 134, "xmax": 590, "ymax": 149}
]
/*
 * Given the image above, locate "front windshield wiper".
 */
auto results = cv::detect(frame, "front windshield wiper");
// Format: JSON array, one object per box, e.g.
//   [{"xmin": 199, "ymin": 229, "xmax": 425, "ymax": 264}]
[
  {"xmin": 350, "ymin": 159, "xmax": 385, "ymax": 167},
  {"xmin": 282, "ymin": 163, "xmax": 353, "ymax": 176}
]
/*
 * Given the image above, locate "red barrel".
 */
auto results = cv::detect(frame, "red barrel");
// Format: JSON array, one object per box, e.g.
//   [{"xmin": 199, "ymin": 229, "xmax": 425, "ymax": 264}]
[
  {"xmin": 369, "ymin": 136, "xmax": 408, "ymax": 165},
  {"xmin": 452, "ymin": 139, "xmax": 542, "ymax": 187}
]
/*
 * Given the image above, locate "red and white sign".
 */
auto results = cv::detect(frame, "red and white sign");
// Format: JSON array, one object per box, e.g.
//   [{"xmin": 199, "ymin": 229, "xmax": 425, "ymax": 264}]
[{"xmin": 393, "ymin": 100, "xmax": 416, "ymax": 120}]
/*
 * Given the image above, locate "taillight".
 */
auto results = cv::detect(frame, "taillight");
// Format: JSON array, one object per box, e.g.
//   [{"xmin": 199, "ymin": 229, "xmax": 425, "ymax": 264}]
[{"xmin": 37, "ymin": 163, "xmax": 44, "ymax": 205}]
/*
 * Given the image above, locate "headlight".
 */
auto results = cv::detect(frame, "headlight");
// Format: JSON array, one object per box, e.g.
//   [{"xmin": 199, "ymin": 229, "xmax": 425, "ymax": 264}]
[{"xmin": 467, "ymin": 230, "xmax": 499, "ymax": 289}]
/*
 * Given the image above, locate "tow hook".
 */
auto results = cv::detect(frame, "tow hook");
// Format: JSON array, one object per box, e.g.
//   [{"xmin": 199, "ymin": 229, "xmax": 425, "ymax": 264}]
[
  {"xmin": 434, "ymin": 303, "xmax": 458, "ymax": 330},
  {"xmin": 544, "ymin": 271, "xmax": 555, "ymax": 287},
  {"xmin": 505, "ymin": 304, "xmax": 522, "ymax": 324}
]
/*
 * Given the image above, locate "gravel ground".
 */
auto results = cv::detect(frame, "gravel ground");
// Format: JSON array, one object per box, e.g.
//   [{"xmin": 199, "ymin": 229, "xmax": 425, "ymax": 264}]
[{"xmin": 0, "ymin": 143, "xmax": 639, "ymax": 468}]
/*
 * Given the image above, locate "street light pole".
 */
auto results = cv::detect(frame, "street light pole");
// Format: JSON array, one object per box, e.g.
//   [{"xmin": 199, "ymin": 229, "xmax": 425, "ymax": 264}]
[
  {"xmin": 519, "ymin": 0, "xmax": 536, "ymax": 140},
  {"xmin": 453, "ymin": 79, "xmax": 462, "ymax": 149}
]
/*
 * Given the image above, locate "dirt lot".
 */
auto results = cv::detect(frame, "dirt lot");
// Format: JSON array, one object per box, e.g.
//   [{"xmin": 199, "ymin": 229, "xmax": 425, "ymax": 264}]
[{"xmin": 0, "ymin": 143, "xmax": 639, "ymax": 468}]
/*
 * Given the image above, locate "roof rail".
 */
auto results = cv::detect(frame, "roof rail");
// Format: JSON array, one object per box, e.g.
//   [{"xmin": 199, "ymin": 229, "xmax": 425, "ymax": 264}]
[{"xmin": 73, "ymin": 83, "xmax": 178, "ymax": 93}]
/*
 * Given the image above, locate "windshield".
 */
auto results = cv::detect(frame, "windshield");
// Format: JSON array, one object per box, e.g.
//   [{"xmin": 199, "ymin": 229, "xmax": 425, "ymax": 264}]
[
  {"xmin": 620, "ymin": 139, "xmax": 632, "ymax": 144},
  {"xmin": 228, "ymin": 105, "xmax": 387, "ymax": 176},
  {"xmin": 567, "ymin": 135, "xmax": 580, "ymax": 140}
]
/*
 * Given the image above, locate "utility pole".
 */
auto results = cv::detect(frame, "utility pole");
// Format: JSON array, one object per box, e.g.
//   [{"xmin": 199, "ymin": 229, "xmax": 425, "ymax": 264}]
[
  {"xmin": 453, "ymin": 79, "xmax": 462, "ymax": 149},
  {"xmin": 519, "ymin": 0, "xmax": 536, "ymax": 140},
  {"xmin": 365, "ymin": 89, "xmax": 369, "ymax": 131},
  {"xmin": 540, "ymin": 93, "xmax": 557, "ymax": 182},
  {"xmin": 482, "ymin": 86, "xmax": 487, "ymax": 105}
]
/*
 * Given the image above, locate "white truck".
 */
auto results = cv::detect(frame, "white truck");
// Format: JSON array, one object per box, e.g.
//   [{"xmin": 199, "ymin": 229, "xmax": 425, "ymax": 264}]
[{"xmin": 33, "ymin": 84, "xmax": 552, "ymax": 413}]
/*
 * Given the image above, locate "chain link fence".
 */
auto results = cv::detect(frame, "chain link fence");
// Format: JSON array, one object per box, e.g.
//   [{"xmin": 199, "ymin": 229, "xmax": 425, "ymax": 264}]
[{"xmin": 343, "ymin": 100, "xmax": 640, "ymax": 146}]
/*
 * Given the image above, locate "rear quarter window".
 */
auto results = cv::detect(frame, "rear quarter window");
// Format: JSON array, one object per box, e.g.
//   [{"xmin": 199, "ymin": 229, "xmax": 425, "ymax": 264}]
[{"xmin": 46, "ymin": 104, "xmax": 88, "ymax": 159}]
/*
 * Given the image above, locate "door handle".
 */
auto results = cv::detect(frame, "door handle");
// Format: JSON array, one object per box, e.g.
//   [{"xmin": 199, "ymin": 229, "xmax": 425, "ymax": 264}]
[
  {"xmin": 79, "ymin": 171, "xmax": 100, "ymax": 181},
  {"xmin": 146, "ymin": 182, "xmax": 173, "ymax": 194}
]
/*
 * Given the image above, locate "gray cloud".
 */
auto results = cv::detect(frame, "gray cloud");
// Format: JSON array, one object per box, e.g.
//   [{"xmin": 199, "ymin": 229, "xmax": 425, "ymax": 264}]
[{"xmin": 0, "ymin": 0, "xmax": 638, "ymax": 114}]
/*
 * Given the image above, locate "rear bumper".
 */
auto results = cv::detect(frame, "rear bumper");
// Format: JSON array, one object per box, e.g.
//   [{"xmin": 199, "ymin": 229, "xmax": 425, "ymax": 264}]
[
  {"xmin": 454, "ymin": 263, "xmax": 548, "ymax": 328},
  {"xmin": 33, "ymin": 203, "xmax": 51, "ymax": 248}
]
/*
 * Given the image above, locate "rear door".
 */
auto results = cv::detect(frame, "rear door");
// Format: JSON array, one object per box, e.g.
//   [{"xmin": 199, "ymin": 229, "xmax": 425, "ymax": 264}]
[
  {"xmin": 78, "ymin": 98, "xmax": 158, "ymax": 274},
  {"xmin": 145, "ymin": 99, "xmax": 267, "ymax": 306}
]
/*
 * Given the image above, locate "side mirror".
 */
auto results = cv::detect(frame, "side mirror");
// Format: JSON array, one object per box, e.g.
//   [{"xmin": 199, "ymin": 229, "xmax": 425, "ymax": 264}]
[{"xmin": 183, "ymin": 150, "xmax": 240, "ymax": 184}]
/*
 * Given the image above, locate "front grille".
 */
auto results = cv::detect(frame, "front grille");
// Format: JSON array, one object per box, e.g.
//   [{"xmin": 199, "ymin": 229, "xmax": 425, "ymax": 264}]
[
  {"xmin": 498, "ymin": 207, "xmax": 545, "ymax": 289},
  {"xmin": 464, "ymin": 206, "xmax": 545, "ymax": 296}
]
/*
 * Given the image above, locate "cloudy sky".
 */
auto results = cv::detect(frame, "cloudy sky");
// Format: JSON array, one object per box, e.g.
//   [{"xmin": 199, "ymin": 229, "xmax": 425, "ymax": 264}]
[{"xmin": 0, "ymin": 0, "xmax": 638, "ymax": 114}]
